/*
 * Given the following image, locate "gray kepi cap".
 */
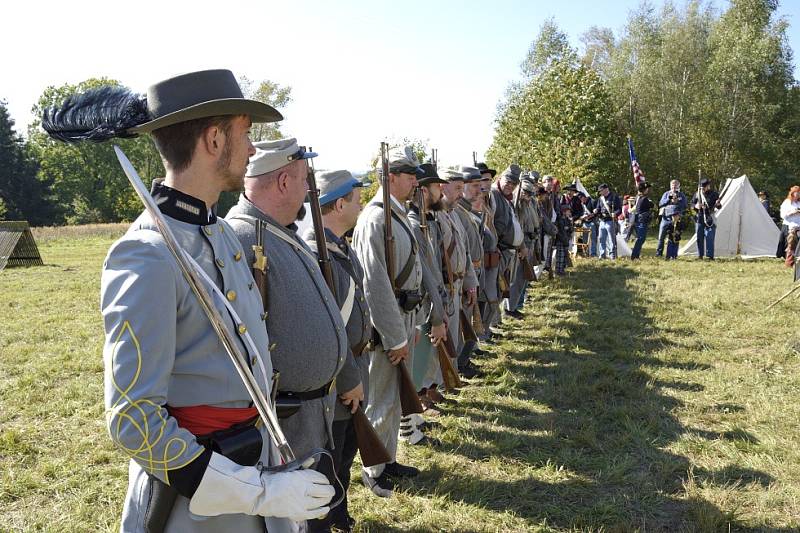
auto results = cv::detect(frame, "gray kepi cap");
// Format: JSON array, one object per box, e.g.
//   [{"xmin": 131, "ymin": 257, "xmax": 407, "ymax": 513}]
[
  {"xmin": 439, "ymin": 167, "xmax": 465, "ymax": 182},
  {"xmin": 317, "ymin": 170, "xmax": 364, "ymax": 206},
  {"xmin": 246, "ymin": 138, "xmax": 317, "ymax": 177},
  {"xmin": 387, "ymin": 146, "xmax": 424, "ymax": 177}
]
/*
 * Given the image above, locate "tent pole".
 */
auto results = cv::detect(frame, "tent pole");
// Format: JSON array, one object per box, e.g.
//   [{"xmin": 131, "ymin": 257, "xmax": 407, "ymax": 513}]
[{"xmin": 765, "ymin": 283, "xmax": 800, "ymax": 311}]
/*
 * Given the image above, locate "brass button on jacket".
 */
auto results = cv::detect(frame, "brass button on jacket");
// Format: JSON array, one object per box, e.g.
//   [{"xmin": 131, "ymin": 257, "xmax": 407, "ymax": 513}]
[{"xmin": 226, "ymin": 290, "xmax": 237, "ymax": 302}]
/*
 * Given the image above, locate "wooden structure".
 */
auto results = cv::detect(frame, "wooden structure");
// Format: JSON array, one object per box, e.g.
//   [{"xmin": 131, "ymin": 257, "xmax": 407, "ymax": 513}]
[{"xmin": 0, "ymin": 221, "xmax": 43, "ymax": 272}]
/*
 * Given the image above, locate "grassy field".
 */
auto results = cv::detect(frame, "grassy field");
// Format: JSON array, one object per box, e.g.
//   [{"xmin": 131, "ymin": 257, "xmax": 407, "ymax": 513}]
[{"xmin": 1, "ymin": 226, "xmax": 799, "ymax": 532}]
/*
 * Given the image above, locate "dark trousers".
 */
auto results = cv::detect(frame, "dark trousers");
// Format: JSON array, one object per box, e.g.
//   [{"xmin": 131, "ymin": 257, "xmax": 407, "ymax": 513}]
[
  {"xmin": 630, "ymin": 222, "xmax": 648, "ymax": 259},
  {"xmin": 330, "ymin": 418, "xmax": 359, "ymax": 528},
  {"xmin": 307, "ymin": 418, "xmax": 358, "ymax": 532},
  {"xmin": 695, "ymin": 223, "xmax": 716, "ymax": 258},
  {"xmin": 656, "ymin": 218, "xmax": 671, "ymax": 256}
]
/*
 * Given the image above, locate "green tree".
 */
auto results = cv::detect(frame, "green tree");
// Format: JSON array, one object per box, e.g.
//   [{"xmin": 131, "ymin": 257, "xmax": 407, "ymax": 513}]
[
  {"xmin": 705, "ymin": 0, "xmax": 796, "ymax": 183},
  {"xmin": 238, "ymin": 76, "xmax": 292, "ymax": 142},
  {"xmin": 0, "ymin": 101, "xmax": 56, "ymax": 225},
  {"xmin": 28, "ymin": 78, "xmax": 163, "ymax": 224},
  {"xmin": 521, "ymin": 17, "xmax": 578, "ymax": 81},
  {"xmin": 593, "ymin": 0, "xmax": 799, "ymax": 199},
  {"xmin": 488, "ymin": 60, "xmax": 622, "ymax": 192}
]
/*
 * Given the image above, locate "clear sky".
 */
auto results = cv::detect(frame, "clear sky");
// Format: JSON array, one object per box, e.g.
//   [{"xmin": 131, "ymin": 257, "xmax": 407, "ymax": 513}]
[{"xmin": 3, "ymin": 0, "xmax": 798, "ymax": 172}]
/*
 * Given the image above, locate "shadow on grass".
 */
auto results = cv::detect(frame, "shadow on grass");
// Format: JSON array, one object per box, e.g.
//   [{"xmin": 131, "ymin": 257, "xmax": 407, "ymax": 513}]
[{"xmin": 412, "ymin": 263, "xmax": 784, "ymax": 531}]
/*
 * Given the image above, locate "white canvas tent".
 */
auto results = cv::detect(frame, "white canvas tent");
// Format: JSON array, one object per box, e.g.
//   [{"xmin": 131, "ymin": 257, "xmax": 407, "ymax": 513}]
[{"xmin": 679, "ymin": 175, "xmax": 779, "ymax": 259}]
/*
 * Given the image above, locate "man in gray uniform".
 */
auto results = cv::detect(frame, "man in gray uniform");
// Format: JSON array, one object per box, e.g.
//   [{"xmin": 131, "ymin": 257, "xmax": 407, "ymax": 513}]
[
  {"xmin": 490, "ymin": 165, "xmax": 521, "ymax": 329},
  {"xmin": 352, "ymin": 146, "xmax": 424, "ymax": 496},
  {"xmin": 302, "ymin": 170, "xmax": 369, "ymax": 532},
  {"xmin": 407, "ymin": 163, "xmax": 448, "ymax": 415},
  {"xmin": 226, "ymin": 139, "xmax": 350, "ymax": 463},
  {"xmin": 96, "ymin": 70, "xmax": 333, "ymax": 532},
  {"xmin": 475, "ymin": 163, "xmax": 501, "ymax": 345},
  {"xmin": 452, "ymin": 166, "xmax": 483, "ymax": 375},
  {"xmin": 507, "ymin": 176, "xmax": 539, "ymax": 317}
]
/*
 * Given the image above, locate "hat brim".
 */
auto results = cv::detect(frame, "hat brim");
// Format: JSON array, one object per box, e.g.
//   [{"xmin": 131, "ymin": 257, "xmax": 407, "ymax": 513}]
[
  {"xmin": 418, "ymin": 177, "xmax": 447, "ymax": 185},
  {"xmin": 319, "ymin": 179, "xmax": 364, "ymax": 205},
  {"xmin": 130, "ymin": 98, "xmax": 283, "ymax": 133}
]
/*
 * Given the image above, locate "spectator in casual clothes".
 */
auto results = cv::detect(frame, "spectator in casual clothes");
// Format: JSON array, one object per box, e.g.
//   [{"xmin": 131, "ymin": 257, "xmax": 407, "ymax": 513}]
[
  {"xmin": 759, "ymin": 191, "xmax": 771, "ymax": 213},
  {"xmin": 665, "ymin": 213, "xmax": 683, "ymax": 260},
  {"xmin": 779, "ymin": 186, "xmax": 800, "ymax": 267}
]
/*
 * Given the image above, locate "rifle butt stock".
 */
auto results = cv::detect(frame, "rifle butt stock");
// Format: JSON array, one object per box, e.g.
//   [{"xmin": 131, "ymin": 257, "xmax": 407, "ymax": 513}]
[
  {"xmin": 460, "ymin": 309, "xmax": 478, "ymax": 343},
  {"xmin": 436, "ymin": 343, "xmax": 462, "ymax": 390},
  {"xmin": 397, "ymin": 361, "xmax": 424, "ymax": 415},
  {"xmin": 351, "ymin": 407, "xmax": 391, "ymax": 467}
]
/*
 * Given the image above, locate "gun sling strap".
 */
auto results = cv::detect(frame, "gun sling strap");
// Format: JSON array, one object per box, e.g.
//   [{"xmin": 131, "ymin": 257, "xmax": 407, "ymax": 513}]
[{"xmin": 374, "ymin": 202, "xmax": 418, "ymax": 291}]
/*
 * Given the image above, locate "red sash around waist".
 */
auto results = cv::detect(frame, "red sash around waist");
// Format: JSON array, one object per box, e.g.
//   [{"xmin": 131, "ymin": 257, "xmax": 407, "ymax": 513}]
[{"xmin": 168, "ymin": 404, "xmax": 258, "ymax": 436}]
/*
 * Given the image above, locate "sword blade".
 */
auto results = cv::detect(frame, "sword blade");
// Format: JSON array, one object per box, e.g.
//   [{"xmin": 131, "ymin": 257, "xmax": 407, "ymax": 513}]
[{"xmin": 113, "ymin": 145, "xmax": 295, "ymax": 463}]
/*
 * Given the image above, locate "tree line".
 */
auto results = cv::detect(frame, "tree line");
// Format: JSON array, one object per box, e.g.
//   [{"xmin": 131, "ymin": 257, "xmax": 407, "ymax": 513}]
[
  {"xmin": 487, "ymin": 0, "xmax": 800, "ymax": 201},
  {"xmin": 1, "ymin": 0, "xmax": 798, "ymax": 226},
  {"xmin": 0, "ymin": 77, "xmax": 290, "ymax": 226}
]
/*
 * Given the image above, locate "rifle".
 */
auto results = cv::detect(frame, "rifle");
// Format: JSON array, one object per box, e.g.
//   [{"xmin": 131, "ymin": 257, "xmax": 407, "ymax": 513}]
[
  {"xmin": 306, "ymin": 149, "xmax": 391, "ymax": 468},
  {"xmin": 380, "ymin": 142, "xmax": 424, "ymax": 416},
  {"xmin": 351, "ymin": 406, "xmax": 391, "ymax": 466},
  {"xmin": 697, "ymin": 169, "xmax": 715, "ymax": 228},
  {"xmin": 459, "ymin": 308, "xmax": 478, "ymax": 343},
  {"xmin": 436, "ymin": 340, "xmax": 462, "ymax": 391},
  {"xmin": 305, "ymin": 147, "xmax": 336, "ymax": 298},
  {"xmin": 471, "ymin": 301, "xmax": 485, "ymax": 336}
]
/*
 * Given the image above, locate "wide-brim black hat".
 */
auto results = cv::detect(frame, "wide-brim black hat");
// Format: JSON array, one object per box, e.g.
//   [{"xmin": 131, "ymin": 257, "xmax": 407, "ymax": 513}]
[
  {"xmin": 417, "ymin": 163, "xmax": 446, "ymax": 185},
  {"xmin": 476, "ymin": 162, "xmax": 497, "ymax": 178},
  {"xmin": 130, "ymin": 69, "xmax": 283, "ymax": 133}
]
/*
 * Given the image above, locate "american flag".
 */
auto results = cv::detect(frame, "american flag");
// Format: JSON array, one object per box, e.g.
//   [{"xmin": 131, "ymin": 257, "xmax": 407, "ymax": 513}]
[{"xmin": 627, "ymin": 136, "xmax": 646, "ymax": 188}]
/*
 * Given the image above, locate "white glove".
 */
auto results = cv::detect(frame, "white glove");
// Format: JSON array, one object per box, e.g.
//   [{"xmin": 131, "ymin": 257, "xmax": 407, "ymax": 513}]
[{"xmin": 189, "ymin": 452, "xmax": 335, "ymax": 521}]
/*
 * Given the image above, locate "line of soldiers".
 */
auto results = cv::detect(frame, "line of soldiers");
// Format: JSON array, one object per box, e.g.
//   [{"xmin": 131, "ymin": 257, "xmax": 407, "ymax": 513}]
[{"xmin": 42, "ymin": 70, "xmax": 572, "ymax": 533}]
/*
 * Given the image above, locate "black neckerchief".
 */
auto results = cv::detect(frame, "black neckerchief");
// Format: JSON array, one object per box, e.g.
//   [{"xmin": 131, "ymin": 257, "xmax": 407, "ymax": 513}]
[{"xmin": 151, "ymin": 179, "xmax": 216, "ymax": 225}]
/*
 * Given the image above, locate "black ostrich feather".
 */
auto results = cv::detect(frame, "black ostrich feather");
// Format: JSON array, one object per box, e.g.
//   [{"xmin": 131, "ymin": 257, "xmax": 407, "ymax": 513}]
[{"xmin": 42, "ymin": 86, "xmax": 151, "ymax": 143}]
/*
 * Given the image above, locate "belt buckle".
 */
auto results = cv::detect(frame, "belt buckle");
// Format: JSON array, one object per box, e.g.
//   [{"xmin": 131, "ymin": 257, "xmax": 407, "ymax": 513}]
[{"xmin": 326, "ymin": 378, "xmax": 336, "ymax": 395}]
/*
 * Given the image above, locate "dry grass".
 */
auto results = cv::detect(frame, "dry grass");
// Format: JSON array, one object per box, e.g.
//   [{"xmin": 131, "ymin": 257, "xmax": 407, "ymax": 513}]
[
  {"xmin": 31, "ymin": 223, "xmax": 128, "ymax": 245},
  {"xmin": 1, "ymin": 236, "xmax": 799, "ymax": 532}
]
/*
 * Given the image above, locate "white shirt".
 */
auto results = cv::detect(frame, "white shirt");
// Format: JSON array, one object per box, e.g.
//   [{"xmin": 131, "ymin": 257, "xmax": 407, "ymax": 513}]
[{"xmin": 780, "ymin": 199, "xmax": 800, "ymax": 229}]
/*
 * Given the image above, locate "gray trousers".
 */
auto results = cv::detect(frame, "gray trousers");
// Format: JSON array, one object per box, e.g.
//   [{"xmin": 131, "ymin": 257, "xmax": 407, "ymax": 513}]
[
  {"xmin": 506, "ymin": 254, "xmax": 526, "ymax": 312},
  {"xmin": 448, "ymin": 279, "xmax": 464, "ymax": 355},
  {"xmin": 419, "ymin": 328, "xmax": 443, "ymax": 389},
  {"xmin": 363, "ymin": 311, "xmax": 416, "ymax": 478}
]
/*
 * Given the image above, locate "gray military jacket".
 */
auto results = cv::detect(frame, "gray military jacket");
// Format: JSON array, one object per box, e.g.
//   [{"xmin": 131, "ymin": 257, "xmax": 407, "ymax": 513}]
[
  {"xmin": 352, "ymin": 189, "xmax": 423, "ymax": 349},
  {"xmin": 102, "ymin": 207, "xmax": 293, "ymax": 533},
  {"xmin": 407, "ymin": 206, "xmax": 446, "ymax": 329},
  {"xmin": 303, "ymin": 227, "xmax": 371, "ymax": 421},
  {"xmin": 226, "ymin": 195, "xmax": 348, "ymax": 457},
  {"xmin": 491, "ymin": 185, "xmax": 517, "ymax": 250},
  {"xmin": 453, "ymin": 200, "xmax": 481, "ymax": 291}
]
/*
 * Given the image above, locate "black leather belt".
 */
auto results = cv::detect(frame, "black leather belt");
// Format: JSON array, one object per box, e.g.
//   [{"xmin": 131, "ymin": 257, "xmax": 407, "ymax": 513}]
[{"xmin": 278, "ymin": 380, "xmax": 335, "ymax": 401}]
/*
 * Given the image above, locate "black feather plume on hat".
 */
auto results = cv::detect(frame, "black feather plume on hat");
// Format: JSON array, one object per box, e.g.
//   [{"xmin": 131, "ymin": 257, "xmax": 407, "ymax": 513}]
[{"xmin": 42, "ymin": 86, "xmax": 150, "ymax": 143}]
